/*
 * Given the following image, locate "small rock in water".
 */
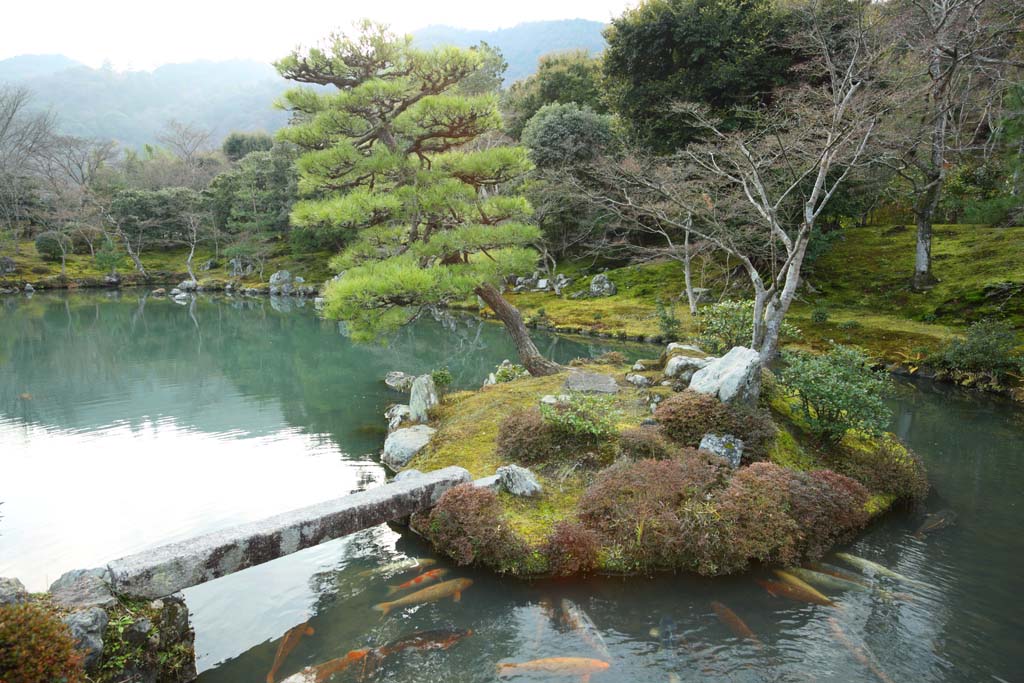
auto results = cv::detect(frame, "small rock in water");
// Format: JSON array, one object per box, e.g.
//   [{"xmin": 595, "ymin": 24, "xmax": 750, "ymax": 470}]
[
  {"xmin": 23, "ymin": 283, "xmax": 34, "ymax": 293},
  {"xmin": 384, "ymin": 371, "xmax": 416, "ymax": 393},
  {"xmin": 497, "ymin": 464, "xmax": 543, "ymax": 497},
  {"xmin": 151, "ymin": 288, "xmax": 166, "ymax": 297},
  {"xmin": 699, "ymin": 433, "xmax": 744, "ymax": 468},
  {"xmin": 385, "ymin": 404, "xmax": 410, "ymax": 432},
  {"xmin": 382, "ymin": 425, "xmax": 436, "ymax": 471}
]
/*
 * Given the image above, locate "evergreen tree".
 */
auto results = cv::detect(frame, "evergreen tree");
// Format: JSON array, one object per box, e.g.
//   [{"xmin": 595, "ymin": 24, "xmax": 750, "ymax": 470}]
[{"xmin": 276, "ymin": 22, "xmax": 561, "ymax": 375}]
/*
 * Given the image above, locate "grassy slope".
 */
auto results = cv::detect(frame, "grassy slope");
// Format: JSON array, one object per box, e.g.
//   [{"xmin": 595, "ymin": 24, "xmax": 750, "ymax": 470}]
[
  {"xmin": 501, "ymin": 224, "xmax": 1024, "ymax": 364},
  {"xmin": 0, "ymin": 240, "xmax": 334, "ymax": 290}
]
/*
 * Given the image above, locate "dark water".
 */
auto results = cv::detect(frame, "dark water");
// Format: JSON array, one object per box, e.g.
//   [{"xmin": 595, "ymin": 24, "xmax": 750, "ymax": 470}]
[{"xmin": 1, "ymin": 292, "xmax": 1021, "ymax": 682}]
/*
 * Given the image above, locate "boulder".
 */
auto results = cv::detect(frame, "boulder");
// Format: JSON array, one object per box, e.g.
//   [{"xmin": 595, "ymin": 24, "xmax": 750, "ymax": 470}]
[
  {"xmin": 0, "ymin": 256, "xmax": 15, "ymax": 275},
  {"xmin": 384, "ymin": 371, "xmax": 416, "ymax": 393},
  {"xmin": 563, "ymin": 371, "xmax": 619, "ymax": 394},
  {"xmin": 50, "ymin": 568, "xmax": 115, "ymax": 610},
  {"xmin": 699, "ymin": 433, "xmax": 744, "ymax": 469},
  {"xmin": 0, "ymin": 577, "xmax": 28, "ymax": 605},
  {"xmin": 385, "ymin": 404, "xmax": 410, "ymax": 432},
  {"xmin": 664, "ymin": 354, "xmax": 712, "ymax": 382},
  {"xmin": 104, "ymin": 273, "xmax": 121, "ymax": 286},
  {"xmin": 228, "ymin": 257, "xmax": 254, "ymax": 277},
  {"xmin": 199, "ymin": 258, "xmax": 219, "ymax": 271},
  {"xmin": 382, "ymin": 425, "xmax": 436, "ymax": 470},
  {"xmin": 169, "ymin": 288, "xmax": 182, "ymax": 296},
  {"xmin": 535, "ymin": 278, "xmax": 549, "ymax": 290},
  {"xmin": 314, "ymin": 296, "xmax": 325, "ymax": 309},
  {"xmin": 689, "ymin": 346, "xmax": 761, "ymax": 405},
  {"xmin": 408, "ymin": 374, "xmax": 438, "ymax": 423},
  {"xmin": 589, "ymin": 273, "xmax": 617, "ymax": 297},
  {"xmin": 269, "ymin": 270, "xmax": 292, "ymax": 286},
  {"xmin": 666, "ymin": 342, "xmax": 704, "ymax": 355},
  {"xmin": 625, "ymin": 373, "xmax": 652, "ymax": 388},
  {"xmin": 23, "ymin": 283, "xmax": 34, "ymax": 293},
  {"xmin": 178, "ymin": 279, "xmax": 198, "ymax": 292},
  {"xmin": 151, "ymin": 288, "xmax": 166, "ymax": 297},
  {"xmin": 63, "ymin": 607, "xmax": 109, "ymax": 670},
  {"xmin": 497, "ymin": 465, "xmax": 543, "ymax": 497}
]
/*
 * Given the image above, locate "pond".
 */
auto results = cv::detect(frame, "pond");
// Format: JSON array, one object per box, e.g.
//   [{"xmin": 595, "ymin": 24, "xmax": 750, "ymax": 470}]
[{"xmin": 1, "ymin": 291, "xmax": 1020, "ymax": 682}]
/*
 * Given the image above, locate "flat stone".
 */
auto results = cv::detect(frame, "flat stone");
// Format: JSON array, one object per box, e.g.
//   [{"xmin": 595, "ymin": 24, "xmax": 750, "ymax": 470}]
[
  {"xmin": 49, "ymin": 568, "xmax": 116, "ymax": 610},
  {"xmin": 107, "ymin": 466, "xmax": 470, "ymax": 599},
  {"xmin": 699, "ymin": 433, "xmax": 744, "ymax": 468},
  {"xmin": 0, "ymin": 577, "xmax": 28, "ymax": 605},
  {"xmin": 394, "ymin": 469, "xmax": 423, "ymax": 482},
  {"xmin": 497, "ymin": 465, "xmax": 543, "ymax": 497},
  {"xmin": 563, "ymin": 371, "xmax": 619, "ymax": 394},
  {"xmin": 689, "ymin": 346, "xmax": 761, "ymax": 405},
  {"xmin": 382, "ymin": 425, "xmax": 436, "ymax": 470},
  {"xmin": 472, "ymin": 475, "xmax": 501, "ymax": 491},
  {"xmin": 63, "ymin": 607, "xmax": 109, "ymax": 670}
]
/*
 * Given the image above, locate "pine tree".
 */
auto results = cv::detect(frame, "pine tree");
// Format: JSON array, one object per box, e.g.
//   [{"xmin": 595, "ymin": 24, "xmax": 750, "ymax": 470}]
[{"xmin": 276, "ymin": 22, "xmax": 561, "ymax": 375}]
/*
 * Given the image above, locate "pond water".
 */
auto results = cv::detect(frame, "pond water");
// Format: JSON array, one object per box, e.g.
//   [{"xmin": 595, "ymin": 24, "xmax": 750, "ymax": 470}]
[{"xmin": 1, "ymin": 291, "xmax": 1021, "ymax": 682}]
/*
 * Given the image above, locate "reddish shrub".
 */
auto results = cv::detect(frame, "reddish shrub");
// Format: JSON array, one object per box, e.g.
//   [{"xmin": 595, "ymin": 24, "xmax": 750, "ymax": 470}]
[
  {"xmin": 418, "ymin": 483, "xmax": 528, "ymax": 572},
  {"xmin": 0, "ymin": 602, "xmax": 85, "ymax": 683},
  {"xmin": 496, "ymin": 408, "xmax": 562, "ymax": 465},
  {"xmin": 654, "ymin": 390, "xmax": 776, "ymax": 460},
  {"xmin": 714, "ymin": 462, "xmax": 803, "ymax": 573},
  {"xmin": 618, "ymin": 426, "xmax": 682, "ymax": 460},
  {"xmin": 542, "ymin": 521, "xmax": 601, "ymax": 576},
  {"xmin": 787, "ymin": 470, "xmax": 871, "ymax": 560}
]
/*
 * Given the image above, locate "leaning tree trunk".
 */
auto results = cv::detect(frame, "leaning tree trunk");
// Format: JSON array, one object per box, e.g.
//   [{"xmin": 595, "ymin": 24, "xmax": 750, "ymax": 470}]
[
  {"xmin": 682, "ymin": 230, "xmax": 697, "ymax": 315},
  {"xmin": 475, "ymin": 282, "xmax": 564, "ymax": 376}
]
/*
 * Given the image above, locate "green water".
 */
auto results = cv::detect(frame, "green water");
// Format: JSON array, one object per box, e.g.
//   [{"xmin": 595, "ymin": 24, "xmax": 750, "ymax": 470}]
[{"xmin": 1, "ymin": 291, "xmax": 1021, "ymax": 683}]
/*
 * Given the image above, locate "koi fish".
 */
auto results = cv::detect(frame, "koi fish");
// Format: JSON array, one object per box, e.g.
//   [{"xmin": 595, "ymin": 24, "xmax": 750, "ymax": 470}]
[
  {"xmin": 828, "ymin": 617, "xmax": 894, "ymax": 683},
  {"xmin": 377, "ymin": 628, "xmax": 473, "ymax": 657},
  {"xmin": 774, "ymin": 569, "xmax": 836, "ymax": 606},
  {"xmin": 561, "ymin": 599, "xmax": 611, "ymax": 659},
  {"xmin": 835, "ymin": 553, "xmax": 933, "ymax": 589},
  {"xmin": 756, "ymin": 579, "xmax": 835, "ymax": 607},
  {"xmin": 18, "ymin": 392, "xmax": 32, "ymax": 400},
  {"xmin": 266, "ymin": 621, "xmax": 315, "ymax": 683},
  {"xmin": 809, "ymin": 562, "xmax": 871, "ymax": 587},
  {"xmin": 386, "ymin": 568, "xmax": 448, "ymax": 595},
  {"xmin": 497, "ymin": 657, "xmax": 610, "ymax": 682},
  {"xmin": 277, "ymin": 648, "xmax": 370, "ymax": 683},
  {"xmin": 710, "ymin": 601, "xmax": 762, "ymax": 646},
  {"xmin": 914, "ymin": 509, "xmax": 957, "ymax": 538},
  {"xmin": 531, "ymin": 598, "xmax": 556, "ymax": 651},
  {"xmin": 358, "ymin": 557, "xmax": 436, "ymax": 578},
  {"xmin": 373, "ymin": 577, "xmax": 472, "ymax": 616},
  {"xmin": 788, "ymin": 567, "xmax": 869, "ymax": 593}
]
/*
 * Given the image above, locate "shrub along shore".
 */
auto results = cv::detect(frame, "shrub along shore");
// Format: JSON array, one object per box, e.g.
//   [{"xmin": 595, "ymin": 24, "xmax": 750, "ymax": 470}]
[{"xmin": 401, "ymin": 345, "xmax": 928, "ymax": 578}]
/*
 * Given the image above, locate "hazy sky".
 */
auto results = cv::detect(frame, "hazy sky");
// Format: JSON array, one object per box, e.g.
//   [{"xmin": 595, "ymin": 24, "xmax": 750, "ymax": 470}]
[{"xmin": 3, "ymin": 0, "xmax": 635, "ymax": 70}]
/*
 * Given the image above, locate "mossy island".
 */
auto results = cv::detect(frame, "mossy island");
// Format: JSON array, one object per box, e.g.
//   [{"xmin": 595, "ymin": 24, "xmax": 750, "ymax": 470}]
[{"xmin": 387, "ymin": 341, "xmax": 928, "ymax": 578}]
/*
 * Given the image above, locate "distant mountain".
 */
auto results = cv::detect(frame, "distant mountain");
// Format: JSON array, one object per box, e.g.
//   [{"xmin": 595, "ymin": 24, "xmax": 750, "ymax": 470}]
[
  {"xmin": 0, "ymin": 20, "xmax": 608, "ymax": 148},
  {"xmin": 413, "ymin": 19, "xmax": 607, "ymax": 83}
]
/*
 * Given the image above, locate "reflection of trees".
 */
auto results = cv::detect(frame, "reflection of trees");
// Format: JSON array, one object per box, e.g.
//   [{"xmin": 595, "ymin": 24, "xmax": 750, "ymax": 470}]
[{"xmin": 0, "ymin": 292, "xmax": 634, "ymax": 456}]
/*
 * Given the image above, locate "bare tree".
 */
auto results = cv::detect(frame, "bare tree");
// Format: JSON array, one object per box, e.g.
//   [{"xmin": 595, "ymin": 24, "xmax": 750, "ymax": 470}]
[
  {"xmin": 157, "ymin": 119, "xmax": 213, "ymax": 188},
  {"xmin": 0, "ymin": 86, "xmax": 56, "ymax": 252},
  {"xmin": 880, "ymin": 0, "xmax": 1024, "ymax": 290}
]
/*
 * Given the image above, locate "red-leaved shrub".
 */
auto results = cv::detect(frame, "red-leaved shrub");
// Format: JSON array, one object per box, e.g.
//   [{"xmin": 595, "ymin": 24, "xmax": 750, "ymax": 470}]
[
  {"xmin": 618, "ymin": 426, "xmax": 682, "ymax": 460},
  {"xmin": 417, "ymin": 483, "xmax": 528, "ymax": 572},
  {"xmin": 496, "ymin": 408, "xmax": 562, "ymax": 465},
  {"xmin": 0, "ymin": 602, "xmax": 84, "ymax": 683},
  {"xmin": 788, "ymin": 469, "xmax": 871, "ymax": 559},
  {"xmin": 654, "ymin": 390, "xmax": 776, "ymax": 460},
  {"xmin": 542, "ymin": 521, "xmax": 601, "ymax": 576}
]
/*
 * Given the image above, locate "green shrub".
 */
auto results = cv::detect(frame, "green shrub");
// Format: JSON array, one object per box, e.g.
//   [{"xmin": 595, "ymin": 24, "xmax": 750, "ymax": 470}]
[
  {"xmin": 838, "ymin": 320, "xmax": 861, "ymax": 330},
  {"xmin": 539, "ymin": 392, "xmax": 620, "ymax": 441},
  {"xmin": 935, "ymin": 318, "xmax": 1023, "ymax": 383},
  {"xmin": 594, "ymin": 351, "xmax": 626, "ymax": 365},
  {"xmin": 494, "ymin": 361, "xmax": 529, "ymax": 383},
  {"xmin": 542, "ymin": 521, "xmax": 601, "ymax": 576},
  {"xmin": 418, "ymin": 483, "xmax": 528, "ymax": 572},
  {"xmin": 0, "ymin": 602, "xmax": 85, "ymax": 682},
  {"xmin": 824, "ymin": 435, "xmax": 929, "ymax": 502},
  {"xmin": 811, "ymin": 305, "xmax": 830, "ymax": 324},
  {"xmin": 431, "ymin": 367, "xmax": 454, "ymax": 390},
  {"xmin": 496, "ymin": 408, "xmax": 562, "ymax": 465},
  {"xmin": 696, "ymin": 300, "xmax": 801, "ymax": 353},
  {"xmin": 655, "ymin": 297, "xmax": 682, "ymax": 340},
  {"xmin": 34, "ymin": 231, "xmax": 70, "ymax": 262},
  {"xmin": 653, "ymin": 390, "xmax": 776, "ymax": 460},
  {"xmin": 618, "ymin": 426, "xmax": 683, "ymax": 460},
  {"xmin": 779, "ymin": 345, "xmax": 892, "ymax": 443}
]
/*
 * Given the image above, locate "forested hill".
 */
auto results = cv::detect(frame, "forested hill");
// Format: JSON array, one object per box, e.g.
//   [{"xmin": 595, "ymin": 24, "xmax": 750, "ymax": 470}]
[
  {"xmin": 412, "ymin": 19, "xmax": 606, "ymax": 82},
  {"xmin": 0, "ymin": 20, "xmax": 606, "ymax": 148}
]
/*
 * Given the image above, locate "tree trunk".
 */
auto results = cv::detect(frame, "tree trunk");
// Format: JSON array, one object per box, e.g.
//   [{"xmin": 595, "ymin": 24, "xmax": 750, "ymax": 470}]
[
  {"xmin": 912, "ymin": 213, "xmax": 937, "ymax": 291},
  {"xmin": 118, "ymin": 229, "xmax": 148, "ymax": 279},
  {"xmin": 475, "ymin": 282, "xmax": 564, "ymax": 376},
  {"xmin": 186, "ymin": 240, "xmax": 197, "ymax": 283},
  {"xmin": 682, "ymin": 230, "xmax": 697, "ymax": 315},
  {"xmin": 759, "ymin": 234, "xmax": 808, "ymax": 363}
]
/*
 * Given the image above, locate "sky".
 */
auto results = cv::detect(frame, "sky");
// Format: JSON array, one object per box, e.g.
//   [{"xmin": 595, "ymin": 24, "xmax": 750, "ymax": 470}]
[{"xmin": 2, "ymin": 0, "xmax": 635, "ymax": 71}]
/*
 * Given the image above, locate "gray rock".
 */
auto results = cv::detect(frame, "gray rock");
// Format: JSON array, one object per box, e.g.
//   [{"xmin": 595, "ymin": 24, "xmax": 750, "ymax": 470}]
[
  {"xmin": 394, "ymin": 469, "xmax": 423, "ymax": 482},
  {"xmin": 173, "ymin": 293, "xmax": 189, "ymax": 304},
  {"xmin": 539, "ymin": 394, "xmax": 560, "ymax": 406},
  {"xmin": 408, "ymin": 374, "xmax": 439, "ymax": 423},
  {"xmin": 50, "ymin": 568, "xmax": 115, "ymax": 610},
  {"xmin": 314, "ymin": 296, "xmax": 325, "ymax": 309},
  {"xmin": 269, "ymin": 270, "xmax": 292, "ymax": 286},
  {"xmin": 626, "ymin": 373, "xmax": 652, "ymax": 388},
  {"xmin": 294, "ymin": 276, "xmax": 305, "ymax": 284},
  {"xmin": 664, "ymin": 354, "xmax": 712, "ymax": 382},
  {"xmin": 699, "ymin": 433, "xmax": 744, "ymax": 468},
  {"xmin": 23, "ymin": 283, "xmax": 34, "ymax": 293},
  {"xmin": 0, "ymin": 577, "xmax": 28, "ymax": 605},
  {"xmin": 0, "ymin": 256, "xmax": 15, "ymax": 274},
  {"xmin": 62, "ymin": 607, "xmax": 109, "ymax": 670},
  {"xmin": 151, "ymin": 288, "xmax": 166, "ymax": 297},
  {"xmin": 631, "ymin": 361, "xmax": 647, "ymax": 371},
  {"xmin": 497, "ymin": 465, "xmax": 543, "ymax": 497},
  {"xmin": 199, "ymin": 258, "xmax": 219, "ymax": 271},
  {"xmin": 104, "ymin": 273, "xmax": 121, "ymax": 286},
  {"xmin": 169, "ymin": 288, "xmax": 182, "ymax": 296},
  {"xmin": 125, "ymin": 617, "xmax": 154, "ymax": 647},
  {"xmin": 472, "ymin": 474, "xmax": 501, "ymax": 491},
  {"xmin": 589, "ymin": 273, "xmax": 617, "ymax": 297},
  {"xmin": 563, "ymin": 371, "xmax": 619, "ymax": 394},
  {"xmin": 382, "ymin": 425, "xmax": 436, "ymax": 470},
  {"xmin": 385, "ymin": 371, "xmax": 416, "ymax": 392},
  {"xmin": 536, "ymin": 278, "xmax": 549, "ymax": 290},
  {"xmin": 666, "ymin": 342, "xmax": 704, "ymax": 355},
  {"xmin": 228, "ymin": 257, "xmax": 254, "ymax": 277},
  {"xmin": 385, "ymin": 404, "xmax": 410, "ymax": 432},
  {"xmin": 178, "ymin": 280, "xmax": 198, "ymax": 292},
  {"xmin": 689, "ymin": 346, "xmax": 761, "ymax": 405}
]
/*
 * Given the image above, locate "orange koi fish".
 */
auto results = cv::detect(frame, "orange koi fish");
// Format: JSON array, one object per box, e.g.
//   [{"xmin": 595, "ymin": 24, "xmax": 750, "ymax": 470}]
[
  {"xmin": 497, "ymin": 657, "xmax": 610, "ymax": 682},
  {"xmin": 277, "ymin": 648, "xmax": 370, "ymax": 683},
  {"xmin": 828, "ymin": 618, "xmax": 895, "ymax": 683},
  {"xmin": 373, "ymin": 578, "xmax": 472, "ymax": 616},
  {"xmin": 774, "ymin": 569, "xmax": 836, "ymax": 606},
  {"xmin": 710, "ymin": 601, "xmax": 762, "ymax": 647},
  {"xmin": 756, "ymin": 579, "xmax": 835, "ymax": 607},
  {"xmin": 266, "ymin": 621, "xmax": 315, "ymax": 683},
  {"xmin": 386, "ymin": 568, "xmax": 448, "ymax": 595},
  {"xmin": 378, "ymin": 628, "xmax": 473, "ymax": 657}
]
